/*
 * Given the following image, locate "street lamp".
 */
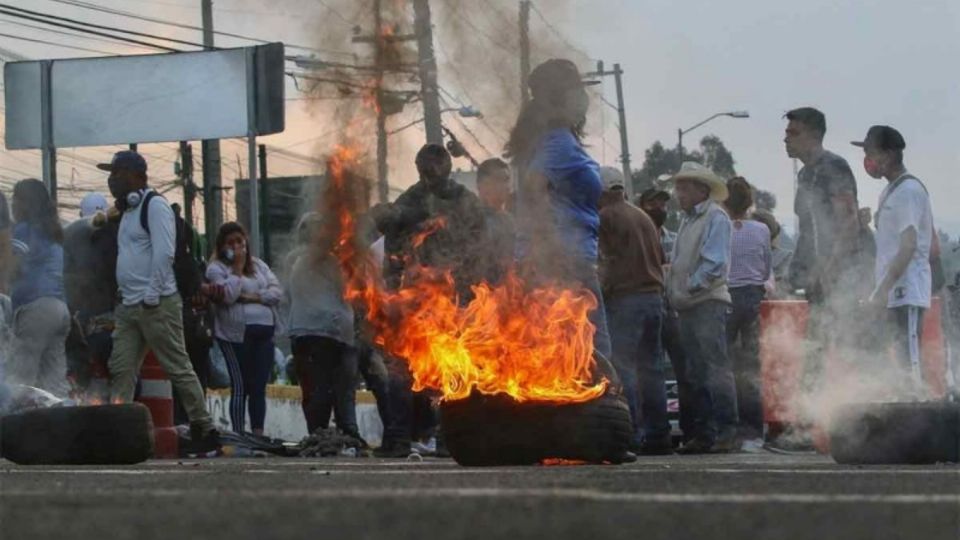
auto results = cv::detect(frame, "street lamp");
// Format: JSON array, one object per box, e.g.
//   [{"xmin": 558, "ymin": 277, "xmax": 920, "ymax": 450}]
[{"xmin": 677, "ymin": 110, "xmax": 749, "ymax": 160}]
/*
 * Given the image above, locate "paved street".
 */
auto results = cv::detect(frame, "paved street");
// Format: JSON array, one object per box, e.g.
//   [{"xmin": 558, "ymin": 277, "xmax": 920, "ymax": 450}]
[{"xmin": 1, "ymin": 453, "xmax": 958, "ymax": 540}]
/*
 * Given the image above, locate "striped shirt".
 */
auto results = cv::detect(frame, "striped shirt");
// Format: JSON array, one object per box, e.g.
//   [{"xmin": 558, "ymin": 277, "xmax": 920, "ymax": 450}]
[{"xmin": 728, "ymin": 219, "xmax": 772, "ymax": 289}]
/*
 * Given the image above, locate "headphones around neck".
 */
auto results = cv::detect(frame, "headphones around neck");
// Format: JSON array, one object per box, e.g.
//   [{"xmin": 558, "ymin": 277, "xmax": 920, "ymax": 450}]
[{"xmin": 126, "ymin": 188, "xmax": 147, "ymax": 209}]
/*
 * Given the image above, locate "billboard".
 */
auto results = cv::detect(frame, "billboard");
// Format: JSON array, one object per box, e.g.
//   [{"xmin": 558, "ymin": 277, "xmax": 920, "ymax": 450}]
[{"xmin": 4, "ymin": 43, "xmax": 285, "ymax": 150}]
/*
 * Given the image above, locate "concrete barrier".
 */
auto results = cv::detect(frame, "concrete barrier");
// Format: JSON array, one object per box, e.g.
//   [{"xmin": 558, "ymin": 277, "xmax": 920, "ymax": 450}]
[{"xmin": 205, "ymin": 386, "xmax": 384, "ymax": 446}]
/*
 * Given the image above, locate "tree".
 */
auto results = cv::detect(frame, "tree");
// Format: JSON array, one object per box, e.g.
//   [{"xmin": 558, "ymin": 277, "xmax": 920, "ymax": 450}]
[{"xmin": 630, "ymin": 135, "xmax": 738, "ymax": 194}]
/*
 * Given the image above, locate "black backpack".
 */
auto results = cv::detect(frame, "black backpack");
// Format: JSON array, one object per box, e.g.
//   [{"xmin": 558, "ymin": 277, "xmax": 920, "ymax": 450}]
[{"xmin": 139, "ymin": 191, "xmax": 203, "ymax": 299}]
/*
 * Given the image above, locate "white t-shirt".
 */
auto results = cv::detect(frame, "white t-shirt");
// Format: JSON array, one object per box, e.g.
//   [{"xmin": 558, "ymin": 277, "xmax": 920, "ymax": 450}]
[{"xmin": 874, "ymin": 174, "xmax": 933, "ymax": 309}]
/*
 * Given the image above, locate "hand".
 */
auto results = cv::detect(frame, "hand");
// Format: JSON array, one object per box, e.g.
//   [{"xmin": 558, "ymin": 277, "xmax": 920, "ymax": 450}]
[{"xmin": 369, "ymin": 203, "xmax": 395, "ymax": 229}]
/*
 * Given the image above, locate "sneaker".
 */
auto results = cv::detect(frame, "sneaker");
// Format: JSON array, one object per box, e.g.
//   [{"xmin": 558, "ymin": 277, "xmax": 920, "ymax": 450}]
[
  {"xmin": 676, "ymin": 437, "xmax": 714, "ymax": 455},
  {"xmin": 764, "ymin": 430, "xmax": 816, "ymax": 454},
  {"xmin": 640, "ymin": 436, "xmax": 675, "ymax": 456},
  {"xmin": 740, "ymin": 437, "xmax": 766, "ymax": 454},
  {"xmin": 411, "ymin": 437, "xmax": 437, "ymax": 456},
  {"xmin": 186, "ymin": 428, "xmax": 222, "ymax": 458},
  {"xmin": 374, "ymin": 439, "xmax": 413, "ymax": 458},
  {"xmin": 708, "ymin": 427, "xmax": 741, "ymax": 454}
]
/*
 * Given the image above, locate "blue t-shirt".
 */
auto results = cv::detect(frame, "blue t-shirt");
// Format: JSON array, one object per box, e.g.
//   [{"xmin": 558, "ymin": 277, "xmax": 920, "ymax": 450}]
[
  {"xmin": 11, "ymin": 222, "xmax": 65, "ymax": 309},
  {"xmin": 528, "ymin": 128, "xmax": 603, "ymax": 261}
]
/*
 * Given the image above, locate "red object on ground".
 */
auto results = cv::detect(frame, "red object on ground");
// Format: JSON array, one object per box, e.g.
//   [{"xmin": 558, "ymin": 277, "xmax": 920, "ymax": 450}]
[
  {"xmin": 135, "ymin": 351, "xmax": 178, "ymax": 458},
  {"xmin": 759, "ymin": 298, "xmax": 949, "ymax": 449}
]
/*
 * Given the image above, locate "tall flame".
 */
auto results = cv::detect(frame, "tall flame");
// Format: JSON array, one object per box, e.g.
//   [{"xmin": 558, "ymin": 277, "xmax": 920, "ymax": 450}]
[{"xmin": 326, "ymin": 146, "xmax": 607, "ymax": 404}]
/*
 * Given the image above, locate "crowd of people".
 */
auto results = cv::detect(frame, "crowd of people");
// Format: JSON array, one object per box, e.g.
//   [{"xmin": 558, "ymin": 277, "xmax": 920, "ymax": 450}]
[{"xmin": 0, "ymin": 58, "xmax": 938, "ymax": 459}]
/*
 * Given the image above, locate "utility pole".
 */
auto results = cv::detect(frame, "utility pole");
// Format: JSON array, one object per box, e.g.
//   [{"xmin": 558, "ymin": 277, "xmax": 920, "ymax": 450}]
[
  {"xmin": 519, "ymin": 0, "xmax": 531, "ymax": 107},
  {"xmin": 179, "ymin": 141, "xmax": 195, "ymax": 226},
  {"xmin": 374, "ymin": 0, "xmax": 389, "ymax": 204},
  {"xmin": 412, "ymin": 0, "xmax": 443, "ymax": 145},
  {"xmin": 586, "ymin": 61, "xmax": 633, "ymax": 198},
  {"xmin": 201, "ymin": 0, "xmax": 222, "ymax": 253},
  {"xmin": 258, "ymin": 143, "xmax": 271, "ymax": 264}
]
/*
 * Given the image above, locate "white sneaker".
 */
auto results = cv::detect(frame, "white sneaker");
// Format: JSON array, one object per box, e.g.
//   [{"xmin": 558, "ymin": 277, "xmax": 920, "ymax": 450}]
[
  {"xmin": 740, "ymin": 437, "xmax": 766, "ymax": 454},
  {"xmin": 411, "ymin": 437, "xmax": 437, "ymax": 455}
]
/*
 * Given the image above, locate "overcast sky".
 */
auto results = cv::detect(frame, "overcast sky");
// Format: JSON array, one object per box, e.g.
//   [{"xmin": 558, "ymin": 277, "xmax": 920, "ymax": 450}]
[{"xmin": 1, "ymin": 0, "xmax": 958, "ymax": 234}]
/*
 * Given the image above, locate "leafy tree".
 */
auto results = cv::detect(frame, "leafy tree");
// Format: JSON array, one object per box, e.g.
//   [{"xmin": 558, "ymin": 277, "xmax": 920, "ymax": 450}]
[{"xmin": 630, "ymin": 135, "xmax": 737, "ymax": 194}]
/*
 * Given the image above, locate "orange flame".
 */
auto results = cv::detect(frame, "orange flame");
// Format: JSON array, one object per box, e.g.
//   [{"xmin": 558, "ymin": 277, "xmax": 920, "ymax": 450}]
[{"xmin": 326, "ymin": 146, "xmax": 607, "ymax": 404}]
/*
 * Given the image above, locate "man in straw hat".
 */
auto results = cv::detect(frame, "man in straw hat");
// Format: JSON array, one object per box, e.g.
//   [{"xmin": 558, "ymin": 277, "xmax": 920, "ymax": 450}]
[{"xmin": 666, "ymin": 162, "xmax": 739, "ymax": 454}]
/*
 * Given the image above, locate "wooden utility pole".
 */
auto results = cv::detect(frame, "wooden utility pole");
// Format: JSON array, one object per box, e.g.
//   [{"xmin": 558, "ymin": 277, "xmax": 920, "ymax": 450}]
[
  {"xmin": 374, "ymin": 0, "xmax": 389, "ymax": 203},
  {"xmin": 519, "ymin": 0, "xmax": 531, "ymax": 106},
  {"xmin": 412, "ymin": 0, "xmax": 443, "ymax": 145},
  {"xmin": 586, "ymin": 61, "xmax": 633, "ymax": 198},
  {"xmin": 201, "ymin": 0, "xmax": 222, "ymax": 252}
]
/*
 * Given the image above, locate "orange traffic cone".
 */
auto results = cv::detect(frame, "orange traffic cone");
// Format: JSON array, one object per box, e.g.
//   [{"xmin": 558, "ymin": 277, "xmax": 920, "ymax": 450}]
[{"xmin": 136, "ymin": 351, "xmax": 178, "ymax": 458}]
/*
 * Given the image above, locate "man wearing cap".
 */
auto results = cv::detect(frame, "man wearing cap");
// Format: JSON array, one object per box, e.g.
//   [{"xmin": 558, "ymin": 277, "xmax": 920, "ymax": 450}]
[
  {"xmin": 99, "ymin": 150, "xmax": 219, "ymax": 454},
  {"xmin": 638, "ymin": 186, "xmax": 697, "ymax": 443},
  {"xmin": 598, "ymin": 167, "xmax": 672, "ymax": 455},
  {"xmin": 63, "ymin": 193, "xmax": 120, "ymax": 396},
  {"xmin": 854, "ymin": 126, "xmax": 933, "ymax": 388},
  {"xmin": 667, "ymin": 162, "xmax": 738, "ymax": 454}
]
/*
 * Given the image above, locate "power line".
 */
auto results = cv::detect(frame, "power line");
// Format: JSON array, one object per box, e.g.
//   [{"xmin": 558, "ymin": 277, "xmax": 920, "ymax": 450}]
[
  {"xmin": 0, "ymin": 30, "xmax": 118, "ymax": 55},
  {"xmin": 0, "ymin": 5, "xmax": 182, "ymax": 52},
  {"xmin": 0, "ymin": 16, "xmax": 154, "ymax": 52},
  {"xmin": 46, "ymin": 0, "xmax": 358, "ymax": 57},
  {"xmin": 0, "ymin": 3, "xmax": 202, "ymax": 49},
  {"xmin": 528, "ymin": 1, "xmax": 592, "ymax": 60}
]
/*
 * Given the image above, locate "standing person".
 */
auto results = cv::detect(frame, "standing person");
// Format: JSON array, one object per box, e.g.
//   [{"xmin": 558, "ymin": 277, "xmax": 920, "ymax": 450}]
[
  {"xmin": 505, "ymin": 58, "xmax": 616, "ymax": 382},
  {"xmin": 782, "ymin": 107, "xmax": 861, "ymax": 447},
  {"xmin": 6, "ymin": 179, "xmax": 70, "ymax": 395},
  {"xmin": 475, "ymin": 158, "xmax": 516, "ymax": 284},
  {"xmin": 100, "ymin": 150, "xmax": 219, "ymax": 454},
  {"xmin": 639, "ymin": 187, "xmax": 695, "ymax": 444},
  {"xmin": 206, "ymin": 222, "xmax": 283, "ymax": 436},
  {"xmin": 723, "ymin": 177, "xmax": 771, "ymax": 450},
  {"xmin": 0, "ymin": 191, "xmax": 11, "ymax": 294},
  {"xmin": 371, "ymin": 144, "xmax": 487, "ymax": 457},
  {"xmin": 667, "ymin": 162, "xmax": 738, "ymax": 454},
  {"xmin": 286, "ymin": 212, "xmax": 361, "ymax": 438},
  {"xmin": 63, "ymin": 193, "xmax": 120, "ymax": 397},
  {"xmin": 598, "ymin": 168, "xmax": 672, "ymax": 455},
  {"xmin": 854, "ymin": 126, "xmax": 933, "ymax": 390}
]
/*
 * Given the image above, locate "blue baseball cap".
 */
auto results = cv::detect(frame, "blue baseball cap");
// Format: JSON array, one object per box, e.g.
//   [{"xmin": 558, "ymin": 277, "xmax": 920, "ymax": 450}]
[{"xmin": 97, "ymin": 150, "xmax": 147, "ymax": 174}]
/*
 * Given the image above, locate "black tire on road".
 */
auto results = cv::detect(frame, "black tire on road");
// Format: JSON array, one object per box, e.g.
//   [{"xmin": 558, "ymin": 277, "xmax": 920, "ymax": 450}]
[
  {"xmin": 0, "ymin": 404, "xmax": 155, "ymax": 465},
  {"xmin": 829, "ymin": 401, "xmax": 960, "ymax": 465},
  {"xmin": 440, "ymin": 392, "xmax": 632, "ymax": 466}
]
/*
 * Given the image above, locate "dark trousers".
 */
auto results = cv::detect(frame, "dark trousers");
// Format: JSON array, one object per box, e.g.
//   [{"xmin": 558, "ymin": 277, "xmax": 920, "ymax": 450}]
[
  {"xmin": 678, "ymin": 300, "xmax": 739, "ymax": 442},
  {"xmin": 605, "ymin": 292, "xmax": 670, "ymax": 444},
  {"xmin": 292, "ymin": 335, "xmax": 359, "ymax": 436},
  {"xmin": 216, "ymin": 325, "xmax": 275, "ymax": 432},
  {"xmin": 663, "ymin": 307, "xmax": 696, "ymax": 441},
  {"xmin": 727, "ymin": 286, "xmax": 765, "ymax": 438},
  {"xmin": 357, "ymin": 341, "xmax": 392, "ymax": 431}
]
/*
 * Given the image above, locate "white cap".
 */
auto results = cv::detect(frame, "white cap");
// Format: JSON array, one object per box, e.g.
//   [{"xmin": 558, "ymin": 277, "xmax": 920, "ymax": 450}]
[
  {"xmin": 599, "ymin": 166, "xmax": 625, "ymax": 190},
  {"xmin": 79, "ymin": 192, "xmax": 109, "ymax": 218}
]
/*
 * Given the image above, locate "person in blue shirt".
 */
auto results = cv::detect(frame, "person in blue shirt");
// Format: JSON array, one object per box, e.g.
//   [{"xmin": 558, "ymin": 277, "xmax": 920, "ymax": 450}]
[
  {"xmin": 506, "ymin": 58, "xmax": 617, "ymax": 389},
  {"xmin": 7, "ymin": 179, "xmax": 70, "ymax": 396}
]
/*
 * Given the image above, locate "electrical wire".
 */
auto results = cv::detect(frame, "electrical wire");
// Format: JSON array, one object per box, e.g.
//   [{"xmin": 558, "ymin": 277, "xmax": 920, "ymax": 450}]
[
  {"xmin": 0, "ymin": 6, "xmax": 181, "ymax": 52},
  {"xmin": 0, "ymin": 16, "xmax": 155, "ymax": 52},
  {"xmin": 0, "ymin": 30, "xmax": 117, "ymax": 55},
  {"xmin": 45, "ymin": 0, "xmax": 358, "ymax": 57}
]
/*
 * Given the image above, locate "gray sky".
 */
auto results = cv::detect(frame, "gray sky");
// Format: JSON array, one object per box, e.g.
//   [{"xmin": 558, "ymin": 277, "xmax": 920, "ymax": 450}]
[{"xmin": 1, "ymin": 0, "xmax": 958, "ymax": 234}]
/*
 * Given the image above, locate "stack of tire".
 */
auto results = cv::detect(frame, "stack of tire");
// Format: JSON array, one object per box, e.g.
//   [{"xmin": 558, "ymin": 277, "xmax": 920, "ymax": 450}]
[{"xmin": 0, "ymin": 403, "xmax": 155, "ymax": 465}]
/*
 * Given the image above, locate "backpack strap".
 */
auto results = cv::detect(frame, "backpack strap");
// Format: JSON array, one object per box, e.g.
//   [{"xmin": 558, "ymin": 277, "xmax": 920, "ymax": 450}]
[{"xmin": 139, "ymin": 190, "xmax": 160, "ymax": 235}]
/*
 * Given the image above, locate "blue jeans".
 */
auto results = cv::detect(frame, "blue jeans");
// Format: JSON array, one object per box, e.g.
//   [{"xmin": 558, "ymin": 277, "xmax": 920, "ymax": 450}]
[
  {"xmin": 678, "ymin": 300, "xmax": 739, "ymax": 442},
  {"xmin": 727, "ymin": 286, "xmax": 765, "ymax": 438},
  {"xmin": 605, "ymin": 292, "xmax": 670, "ymax": 444}
]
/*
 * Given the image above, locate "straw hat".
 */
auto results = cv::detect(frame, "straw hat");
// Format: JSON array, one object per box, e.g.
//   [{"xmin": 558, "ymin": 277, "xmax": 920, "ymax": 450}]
[{"xmin": 670, "ymin": 162, "xmax": 728, "ymax": 201}]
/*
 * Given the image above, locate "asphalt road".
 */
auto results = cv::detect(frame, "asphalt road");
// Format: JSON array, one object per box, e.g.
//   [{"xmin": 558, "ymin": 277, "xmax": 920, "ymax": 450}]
[{"xmin": 1, "ymin": 453, "xmax": 958, "ymax": 540}]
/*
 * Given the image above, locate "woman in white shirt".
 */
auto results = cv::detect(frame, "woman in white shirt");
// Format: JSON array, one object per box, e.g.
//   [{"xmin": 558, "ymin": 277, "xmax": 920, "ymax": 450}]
[{"xmin": 206, "ymin": 222, "xmax": 283, "ymax": 435}]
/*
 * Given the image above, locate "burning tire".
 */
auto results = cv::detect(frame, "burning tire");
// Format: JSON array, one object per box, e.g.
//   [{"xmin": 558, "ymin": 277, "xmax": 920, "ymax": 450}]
[
  {"xmin": 0, "ymin": 404, "xmax": 155, "ymax": 465},
  {"xmin": 440, "ymin": 392, "xmax": 632, "ymax": 466},
  {"xmin": 829, "ymin": 401, "xmax": 960, "ymax": 465}
]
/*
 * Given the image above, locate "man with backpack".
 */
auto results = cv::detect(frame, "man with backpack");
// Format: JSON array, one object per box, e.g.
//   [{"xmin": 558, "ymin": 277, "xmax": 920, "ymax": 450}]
[
  {"xmin": 99, "ymin": 150, "xmax": 220, "ymax": 455},
  {"xmin": 854, "ymin": 126, "xmax": 935, "ymax": 391}
]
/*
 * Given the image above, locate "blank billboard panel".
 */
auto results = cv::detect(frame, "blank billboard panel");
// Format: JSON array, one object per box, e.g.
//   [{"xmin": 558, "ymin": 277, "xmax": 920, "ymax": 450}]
[{"xmin": 4, "ymin": 43, "xmax": 284, "ymax": 150}]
